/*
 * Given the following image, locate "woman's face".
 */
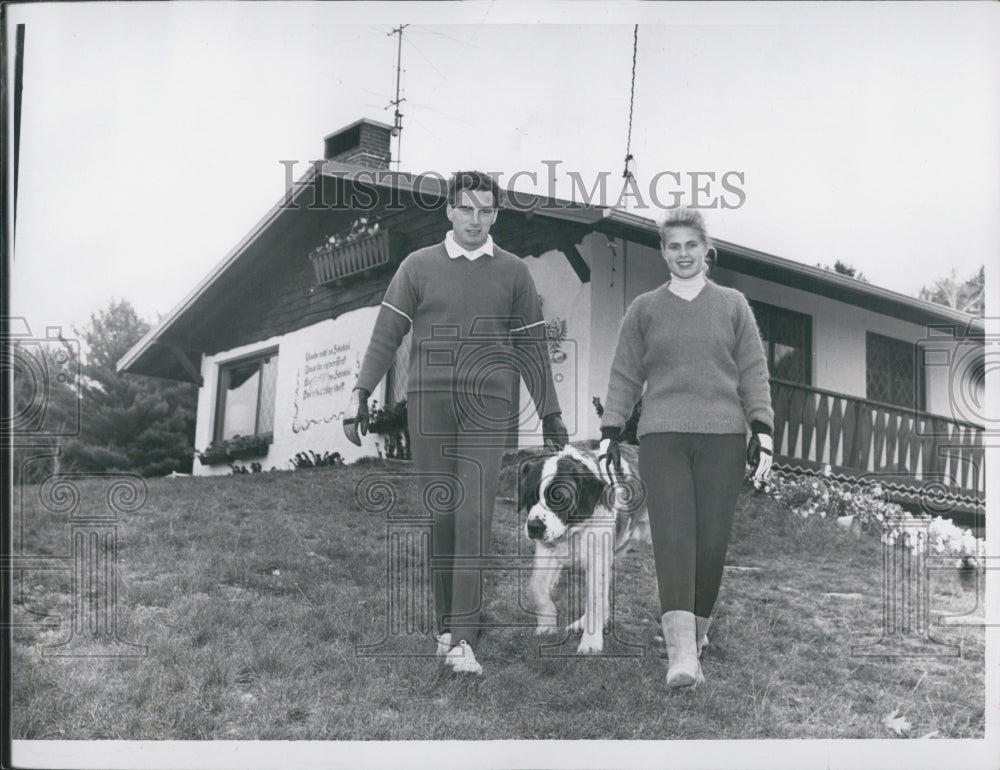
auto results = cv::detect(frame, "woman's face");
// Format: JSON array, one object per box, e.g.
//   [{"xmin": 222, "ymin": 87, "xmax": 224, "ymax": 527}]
[{"xmin": 661, "ymin": 226, "xmax": 708, "ymax": 279}]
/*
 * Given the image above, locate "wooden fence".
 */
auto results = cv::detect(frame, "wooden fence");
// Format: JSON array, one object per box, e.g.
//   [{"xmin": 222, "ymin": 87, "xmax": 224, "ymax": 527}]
[{"xmin": 770, "ymin": 379, "xmax": 984, "ymax": 503}]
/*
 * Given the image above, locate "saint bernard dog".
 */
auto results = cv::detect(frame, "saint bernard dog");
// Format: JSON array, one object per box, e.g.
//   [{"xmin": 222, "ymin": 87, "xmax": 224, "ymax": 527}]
[{"xmin": 518, "ymin": 444, "xmax": 647, "ymax": 654}]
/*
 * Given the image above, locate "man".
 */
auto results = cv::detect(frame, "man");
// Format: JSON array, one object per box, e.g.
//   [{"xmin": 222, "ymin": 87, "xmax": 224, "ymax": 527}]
[{"xmin": 346, "ymin": 170, "xmax": 568, "ymax": 675}]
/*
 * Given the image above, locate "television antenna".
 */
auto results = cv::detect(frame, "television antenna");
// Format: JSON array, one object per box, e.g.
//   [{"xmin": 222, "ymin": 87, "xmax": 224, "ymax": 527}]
[
  {"xmin": 387, "ymin": 24, "xmax": 408, "ymax": 168},
  {"xmin": 622, "ymin": 25, "xmax": 638, "ymax": 181}
]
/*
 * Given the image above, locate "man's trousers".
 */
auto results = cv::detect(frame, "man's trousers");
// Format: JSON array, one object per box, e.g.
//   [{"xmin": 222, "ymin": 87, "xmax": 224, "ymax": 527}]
[{"xmin": 407, "ymin": 391, "xmax": 512, "ymax": 647}]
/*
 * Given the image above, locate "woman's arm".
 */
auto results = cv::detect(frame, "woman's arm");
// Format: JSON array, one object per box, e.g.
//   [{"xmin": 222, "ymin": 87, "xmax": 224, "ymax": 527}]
[
  {"xmin": 601, "ymin": 301, "xmax": 647, "ymax": 432},
  {"xmin": 733, "ymin": 295, "xmax": 774, "ymax": 432}
]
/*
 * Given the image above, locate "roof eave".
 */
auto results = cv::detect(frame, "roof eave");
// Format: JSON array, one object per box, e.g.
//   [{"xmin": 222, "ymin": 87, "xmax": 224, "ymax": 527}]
[
  {"xmin": 601, "ymin": 209, "xmax": 984, "ymax": 334},
  {"xmin": 116, "ymin": 165, "xmax": 320, "ymax": 374}
]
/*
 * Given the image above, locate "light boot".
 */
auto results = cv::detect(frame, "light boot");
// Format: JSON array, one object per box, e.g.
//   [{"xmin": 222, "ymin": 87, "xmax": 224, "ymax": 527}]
[
  {"xmin": 661, "ymin": 611, "xmax": 704, "ymax": 688},
  {"xmin": 695, "ymin": 616, "xmax": 712, "ymax": 658},
  {"xmin": 435, "ymin": 632, "xmax": 452, "ymax": 658},
  {"xmin": 444, "ymin": 639, "xmax": 483, "ymax": 675}
]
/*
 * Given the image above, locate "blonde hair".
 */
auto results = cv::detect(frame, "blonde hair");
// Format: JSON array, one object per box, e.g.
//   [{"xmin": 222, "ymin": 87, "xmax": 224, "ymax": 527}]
[{"xmin": 657, "ymin": 207, "xmax": 712, "ymax": 249}]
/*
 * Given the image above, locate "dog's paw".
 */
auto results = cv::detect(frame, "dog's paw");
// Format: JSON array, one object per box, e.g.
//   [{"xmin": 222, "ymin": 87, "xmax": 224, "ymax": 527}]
[
  {"xmin": 534, "ymin": 622, "xmax": 558, "ymax": 636},
  {"xmin": 576, "ymin": 633, "xmax": 604, "ymax": 654},
  {"xmin": 566, "ymin": 615, "xmax": 586, "ymax": 634}
]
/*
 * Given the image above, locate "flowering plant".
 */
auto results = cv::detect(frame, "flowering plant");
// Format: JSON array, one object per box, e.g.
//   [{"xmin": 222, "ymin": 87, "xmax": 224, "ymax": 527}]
[
  {"xmin": 195, "ymin": 434, "xmax": 271, "ymax": 465},
  {"xmin": 313, "ymin": 216, "xmax": 381, "ymax": 253},
  {"xmin": 763, "ymin": 467, "xmax": 983, "ymax": 560}
]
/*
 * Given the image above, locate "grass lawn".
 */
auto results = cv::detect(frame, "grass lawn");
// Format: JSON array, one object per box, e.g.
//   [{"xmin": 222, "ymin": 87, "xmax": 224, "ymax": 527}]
[{"xmin": 11, "ymin": 454, "xmax": 986, "ymax": 740}]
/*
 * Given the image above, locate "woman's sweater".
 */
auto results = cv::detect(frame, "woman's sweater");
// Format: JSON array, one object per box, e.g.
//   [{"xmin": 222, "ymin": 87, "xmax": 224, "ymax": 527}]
[{"xmin": 600, "ymin": 280, "xmax": 773, "ymax": 437}]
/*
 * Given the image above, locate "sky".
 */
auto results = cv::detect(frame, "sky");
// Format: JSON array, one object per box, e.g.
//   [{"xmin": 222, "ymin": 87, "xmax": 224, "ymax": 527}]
[{"xmin": 7, "ymin": 1, "xmax": 1000, "ymax": 344}]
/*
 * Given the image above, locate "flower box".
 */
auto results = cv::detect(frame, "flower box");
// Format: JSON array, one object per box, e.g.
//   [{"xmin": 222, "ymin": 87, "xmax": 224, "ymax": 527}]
[
  {"xmin": 309, "ymin": 230, "xmax": 406, "ymax": 286},
  {"xmin": 197, "ymin": 447, "xmax": 231, "ymax": 466},
  {"xmin": 195, "ymin": 434, "xmax": 272, "ymax": 465}
]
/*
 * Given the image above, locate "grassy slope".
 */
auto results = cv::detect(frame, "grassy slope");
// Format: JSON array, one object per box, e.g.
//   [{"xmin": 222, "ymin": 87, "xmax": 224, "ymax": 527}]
[{"xmin": 11, "ymin": 458, "xmax": 985, "ymax": 740}]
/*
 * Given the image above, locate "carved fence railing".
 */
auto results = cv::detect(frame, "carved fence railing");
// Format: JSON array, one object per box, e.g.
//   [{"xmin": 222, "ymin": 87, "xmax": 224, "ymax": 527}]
[{"xmin": 770, "ymin": 379, "xmax": 984, "ymax": 503}]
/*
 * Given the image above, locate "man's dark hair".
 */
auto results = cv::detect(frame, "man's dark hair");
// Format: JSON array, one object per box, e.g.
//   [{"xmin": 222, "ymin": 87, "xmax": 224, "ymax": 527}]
[{"xmin": 447, "ymin": 170, "xmax": 501, "ymax": 207}]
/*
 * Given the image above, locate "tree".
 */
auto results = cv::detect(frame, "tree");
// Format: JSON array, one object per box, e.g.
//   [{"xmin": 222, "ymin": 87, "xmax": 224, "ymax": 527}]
[
  {"xmin": 817, "ymin": 260, "xmax": 868, "ymax": 282},
  {"xmin": 10, "ymin": 336, "xmax": 83, "ymax": 484},
  {"xmin": 918, "ymin": 266, "xmax": 984, "ymax": 317},
  {"xmin": 58, "ymin": 299, "xmax": 198, "ymax": 476}
]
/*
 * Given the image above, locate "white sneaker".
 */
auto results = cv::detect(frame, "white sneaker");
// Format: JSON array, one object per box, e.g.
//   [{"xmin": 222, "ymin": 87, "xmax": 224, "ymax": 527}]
[
  {"xmin": 444, "ymin": 639, "xmax": 483, "ymax": 675},
  {"xmin": 435, "ymin": 633, "xmax": 452, "ymax": 657}
]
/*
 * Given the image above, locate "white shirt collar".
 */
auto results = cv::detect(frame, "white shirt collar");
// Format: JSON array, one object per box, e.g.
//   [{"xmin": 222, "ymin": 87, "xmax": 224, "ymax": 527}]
[{"xmin": 445, "ymin": 231, "xmax": 495, "ymax": 261}]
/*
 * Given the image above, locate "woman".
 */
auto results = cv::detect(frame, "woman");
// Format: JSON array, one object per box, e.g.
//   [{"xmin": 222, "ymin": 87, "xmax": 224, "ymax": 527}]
[{"xmin": 598, "ymin": 208, "xmax": 773, "ymax": 688}]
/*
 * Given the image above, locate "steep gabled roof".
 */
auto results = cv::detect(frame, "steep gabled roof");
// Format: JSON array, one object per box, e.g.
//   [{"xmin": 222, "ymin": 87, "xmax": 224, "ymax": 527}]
[{"xmin": 118, "ymin": 163, "xmax": 984, "ymax": 382}]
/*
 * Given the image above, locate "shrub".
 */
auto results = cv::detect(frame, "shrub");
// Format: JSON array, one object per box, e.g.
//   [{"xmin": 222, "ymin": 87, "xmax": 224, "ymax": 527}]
[
  {"xmin": 367, "ymin": 399, "xmax": 411, "ymax": 460},
  {"xmin": 291, "ymin": 451, "xmax": 344, "ymax": 469},
  {"xmin": 230, "ymin": 462, "xmax": 264, "ymax": 475},
  {"xmin": 764, "ymin": 467, "xmax": 984, "ymax": 560},
  {"xmin": 195, "ymin": 434, "xmax": 270, "ymax": 465}
]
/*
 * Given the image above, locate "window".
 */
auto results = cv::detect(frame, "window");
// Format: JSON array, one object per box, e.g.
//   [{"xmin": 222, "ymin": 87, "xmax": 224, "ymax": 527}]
[
  {"xmin": 866, "ymin": 332, "xmax": 922, "ymax": 410},
  {"xmin": 214, "ymin": 350, "xmax": 279, "ymax": 441},
  {"xmin": 749, "ymin": 301, "xmax": 812, "ymax": 384}
]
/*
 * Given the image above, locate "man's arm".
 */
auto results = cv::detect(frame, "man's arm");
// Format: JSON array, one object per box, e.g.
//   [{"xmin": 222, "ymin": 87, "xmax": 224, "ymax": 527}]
[
  {"xmin": 355, "ymin": 258, "xmax": 417, "ymax": 395},
  {"xmin": 345, "ymin": 259, "xmax": 418, "ymax": 446},
  {"xmin": 509, "ymin": 267, "xmax": 560, "ymax": 419},
  {"xmin": 509, "ymin": 265, "xmax": 567, "ymax": 449}
]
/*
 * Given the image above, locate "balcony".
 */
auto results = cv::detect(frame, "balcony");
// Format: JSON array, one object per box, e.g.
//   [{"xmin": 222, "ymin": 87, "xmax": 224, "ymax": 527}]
[
  {"xmin": 309, "ymin": 229, "xmax": 407, "ymax": 287},
  {"xmin": 770, "ymin": 379, "xmax": 984, "ymax": 517}
]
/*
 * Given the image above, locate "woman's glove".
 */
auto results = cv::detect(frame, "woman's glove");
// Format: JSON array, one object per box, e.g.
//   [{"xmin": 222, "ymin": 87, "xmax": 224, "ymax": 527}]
[
  {"xmin": 746, "ymin": 421, "xmax": 773, "ymax": 483},
  {"xmin": 542, "ymin": 413, "xmax": 569, "ymax": 450},
  {"xmin": 343, "ymin": 387, "xmax": 370, "ymax": 446},
  {"xmin": 597, "ymin": 426, "xmax": 623, "ymax": 484}
]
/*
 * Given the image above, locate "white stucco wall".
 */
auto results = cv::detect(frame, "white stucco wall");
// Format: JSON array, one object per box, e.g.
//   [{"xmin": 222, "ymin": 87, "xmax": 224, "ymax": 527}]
[
  {"xmin": 715, "ymin": 267, "xmax": 983, "ymax": 422},
  {"xmin": 193, "ymin": 306, "xmax": 384, "ymax": 476},
  {"xmin": 624, "ymin": 240, "xmax": 670, "ymax": 308},
  {"xmin": 586, "ymin": 233, "xmax": 630, "ymax": 441},
  {"xmin": 518, "ymin": 246, "xmax": 592, "ymax": 445}
]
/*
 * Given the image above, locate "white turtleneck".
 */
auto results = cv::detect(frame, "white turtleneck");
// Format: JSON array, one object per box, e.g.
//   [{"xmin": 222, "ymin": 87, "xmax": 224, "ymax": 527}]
[{"xmin": 667, "ymin": 271, "xmax": 707, "ymax": 301}]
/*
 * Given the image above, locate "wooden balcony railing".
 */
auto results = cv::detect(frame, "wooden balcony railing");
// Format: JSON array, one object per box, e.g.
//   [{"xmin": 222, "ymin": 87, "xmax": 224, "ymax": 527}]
[
  {"xmin": 309, "ymin": 230, "xmax": 407, "ymax": 286},
  {"xmin": 770, "ymin": 379, "xmax": 984, "ymax": 501}
]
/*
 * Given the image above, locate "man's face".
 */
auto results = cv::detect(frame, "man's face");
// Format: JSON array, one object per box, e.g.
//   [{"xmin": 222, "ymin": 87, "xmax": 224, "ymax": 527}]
[{"xmin": 446, "ymin": 189, "xmax": 498, "ymax": 251}]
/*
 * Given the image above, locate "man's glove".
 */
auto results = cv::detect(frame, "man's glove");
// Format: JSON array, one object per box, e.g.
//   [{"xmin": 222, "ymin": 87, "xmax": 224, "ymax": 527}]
[
  {"xmin": 747, "ymin": 421, "xmax": 773, "ymax": 483},
  {"xmin": 542, "ymin": 412, "xmax": 569, "ymax": 451},
  {"xmin": 343, "ymin": 387, "xmax": 370, "ymax": 447},
  {"xmin": 597, "ymin": 426, "xmax": 623, "ymax": 484}
]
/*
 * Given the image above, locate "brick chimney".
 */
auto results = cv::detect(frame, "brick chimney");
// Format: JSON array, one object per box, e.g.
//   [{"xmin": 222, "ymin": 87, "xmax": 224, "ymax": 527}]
[{"xmin": 323, "ymin": 118, "xmax": 392, "ymax": 170}]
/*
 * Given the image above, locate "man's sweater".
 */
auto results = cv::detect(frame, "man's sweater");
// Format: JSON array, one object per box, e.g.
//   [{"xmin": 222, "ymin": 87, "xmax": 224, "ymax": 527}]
[
  {"xmin": 600, "ymin": 280, "xmax": 773, "ymax": 437},
  {"xmin": 356, "ymin": 241, "xmax": 560, "ymax": 416}
]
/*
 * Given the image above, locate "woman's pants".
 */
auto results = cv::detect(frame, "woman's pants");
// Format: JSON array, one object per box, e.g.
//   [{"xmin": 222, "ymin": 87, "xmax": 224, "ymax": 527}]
[
  {"xmin": 407, "ymin": 391, "xmax": 511, "ymax": 647},
  {"xmin": 638, "ymin": 432, "xmax": 746, "ymax": 617}
]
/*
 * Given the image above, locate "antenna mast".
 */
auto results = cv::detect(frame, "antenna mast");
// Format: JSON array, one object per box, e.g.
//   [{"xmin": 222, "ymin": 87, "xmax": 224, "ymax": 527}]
[
  {"xmin": 623, "ymin": 25, "xmax": 638, "ymax": 181},
  {"xmin": 387, "ymin": 25, "xmax": 408, "ymax": 169}
]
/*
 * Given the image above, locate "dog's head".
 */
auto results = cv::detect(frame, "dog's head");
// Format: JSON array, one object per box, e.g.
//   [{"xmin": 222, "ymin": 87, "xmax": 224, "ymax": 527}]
[{"xmin": 519, "ymin": 446, "xmax": 608, "ymax": 544}]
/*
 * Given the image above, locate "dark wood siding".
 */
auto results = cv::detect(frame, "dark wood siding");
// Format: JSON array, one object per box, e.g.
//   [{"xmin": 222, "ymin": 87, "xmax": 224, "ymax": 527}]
[{"xmin": 144, "ymin": 177, "xmax": 588, "ymax": 375}]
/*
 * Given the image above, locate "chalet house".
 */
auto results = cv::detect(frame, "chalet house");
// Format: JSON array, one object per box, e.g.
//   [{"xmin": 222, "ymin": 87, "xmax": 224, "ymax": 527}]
[{"xmin": 118, "ymin": 119, "xmax": 986, "ymax": 519}]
